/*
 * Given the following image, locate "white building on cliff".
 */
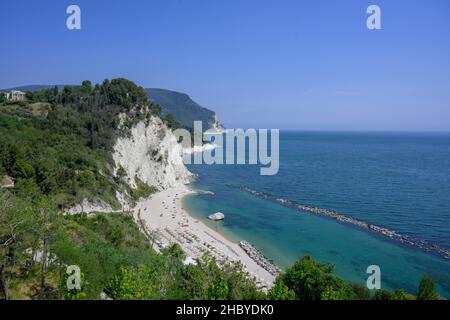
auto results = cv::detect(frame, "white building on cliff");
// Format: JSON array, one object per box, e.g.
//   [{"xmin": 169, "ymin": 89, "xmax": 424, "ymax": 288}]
[{"xmin": 1, "ymin": 90, "xmax": 26, "ymax": 101}]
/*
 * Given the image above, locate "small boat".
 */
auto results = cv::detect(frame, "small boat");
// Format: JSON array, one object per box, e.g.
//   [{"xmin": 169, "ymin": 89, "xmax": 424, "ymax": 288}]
[{"xmin": 208, "ymin": 212, "xmax": 225, "ymax": 221}]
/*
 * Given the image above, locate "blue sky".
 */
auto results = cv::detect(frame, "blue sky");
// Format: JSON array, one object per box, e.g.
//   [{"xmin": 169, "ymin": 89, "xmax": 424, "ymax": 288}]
[{"xmin": 1, "ymin": 0, "xmax": 449, "ymax": 130}]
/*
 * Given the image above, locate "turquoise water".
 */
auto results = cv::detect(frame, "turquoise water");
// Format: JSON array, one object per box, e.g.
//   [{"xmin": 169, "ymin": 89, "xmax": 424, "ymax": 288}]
[{"xmin": 184, "ymin": 131, "xmax": 450, "ymax": 298}]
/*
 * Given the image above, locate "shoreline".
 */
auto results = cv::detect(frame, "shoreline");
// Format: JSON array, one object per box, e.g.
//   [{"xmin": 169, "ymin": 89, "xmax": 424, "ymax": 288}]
[{"xmin": 134, "ymin": 185, "xmax": 277, "ymax": 289}]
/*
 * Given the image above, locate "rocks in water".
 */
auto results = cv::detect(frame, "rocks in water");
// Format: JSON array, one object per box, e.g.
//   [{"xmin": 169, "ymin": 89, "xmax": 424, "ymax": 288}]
[
  {"xmin": 239, "ymin": 241, "xmax": 281, "ymax": 277},
  {"xmin": 197, "ymin": 190, "xmax": 215, "ymax": 196},
  {"xmin": 240, "ymin": 185, "xmax": 450, "ymax": 260},
  {"xmin": 208, "ymin": 212, "xmax": 225, "ymax": 221}
]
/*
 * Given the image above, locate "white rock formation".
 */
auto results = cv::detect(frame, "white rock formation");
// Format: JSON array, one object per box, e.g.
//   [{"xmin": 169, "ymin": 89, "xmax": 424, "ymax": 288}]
[
  {"xmin": 208, "ymin": 212, "xmax": 225, "ymax": 221},
  {"xmin": 183, "ymin": 143, "xmax": 217, "ymax": 154},
  {"xmin": 0, "ymin": 175, "xmax": 14, "ymax": 189},
  {"xmin": 67, "ymin": 114, "xmax": 193, "ymax": 214},
  {"xmin": 113, "ymin": 115, "xmax": 193, "ymax": 190},
  {"xmin": 209, "ymin": 114, "xmax": 226, "ymax": 133},
  {"xmin": 66, "ymin": 198, "xmax": 115, "ymax": 214}
]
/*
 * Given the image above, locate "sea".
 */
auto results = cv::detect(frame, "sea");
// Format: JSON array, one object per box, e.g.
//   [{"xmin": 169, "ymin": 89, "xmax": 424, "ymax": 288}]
[{"xmin": 184, "ymin": 131, "xmax": 450, "ymax": 298}]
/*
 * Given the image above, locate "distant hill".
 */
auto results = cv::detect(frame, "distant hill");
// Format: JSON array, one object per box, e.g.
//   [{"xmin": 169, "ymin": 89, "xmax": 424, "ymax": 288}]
[
  {"xmin": 1, "ymin": 85, "xmax": 67, "ymax": 92},
  {"xmin": 146, "ymin": 88, "xmax": 222, "ymax": 130},
  {"xmin": 2, "ymin": 85, "xmax": 223, "ymax": 130}
]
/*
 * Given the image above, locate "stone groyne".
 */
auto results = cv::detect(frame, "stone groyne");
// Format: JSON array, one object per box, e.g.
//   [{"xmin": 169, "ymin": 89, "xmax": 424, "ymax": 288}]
[
  {"xmin": 239, "ymin": 240, "xmax": 282, "ymax": 277},
  {"xmin": 240, "ymin": 186, "xmax": 450, "ymax": 260}
]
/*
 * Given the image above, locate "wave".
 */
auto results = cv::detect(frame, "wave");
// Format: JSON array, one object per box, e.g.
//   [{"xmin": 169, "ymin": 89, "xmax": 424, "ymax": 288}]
[{"xmin": 240, "ymin": 186, "xmax": 450, "ymax": 260}]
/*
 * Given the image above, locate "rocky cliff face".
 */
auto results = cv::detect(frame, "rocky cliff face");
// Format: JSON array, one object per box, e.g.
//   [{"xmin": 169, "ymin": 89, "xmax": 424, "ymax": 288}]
[
  {"xmin": 210, "ymin": 114, "xmax": 225, "ymax": 131},
  {"xmin": 66, "ymin": 198, "xmax": 116, "ymax": 215},
  {"xmin": 113, "ymin": 115, "xmax": 193, "ymax": 190},
  {"xmin": 67, "ymin": 115, "xmax": 193, "ymax": 214}
]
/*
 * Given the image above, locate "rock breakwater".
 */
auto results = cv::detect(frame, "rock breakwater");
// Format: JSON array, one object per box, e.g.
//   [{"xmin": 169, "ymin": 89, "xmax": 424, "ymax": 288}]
[
  {"xmin": 240, "ymin": 186, "xmax": 450, "ymax": 260},
  {"xmin": 239, "ymin": 240, "xmax": 282, "ymax": 277}
]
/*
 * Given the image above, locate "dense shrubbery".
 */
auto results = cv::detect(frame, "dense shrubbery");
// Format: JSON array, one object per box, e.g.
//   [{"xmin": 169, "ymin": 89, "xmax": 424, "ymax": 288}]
[
  {"xmin": 0, "ymin": 189, "xmax": 442, "ymax": 300},
  {"xmin": 274, "ymin": 256, "xmax": 356, "ymax": 300},
  {"xmin": 0, "ymin": 112, "xmax": 119, "ymax": 209},
  {"xmin": 0, "ymin": 79, "xmax": 168, "ymax": 299},
  {"xmin": 108, "ymin": 253, "xmax": 264, "ymax": 300},
  {"xmin": 0, "ymin": 191, "xmax": 264, "ymax": 300},
  {"xmin": 129, "ymin": 179, "xmax": 159, "ymax": 204},
  {"xmin": 268, "ymin": 256, "xmax": 441, "ymax": 300}
]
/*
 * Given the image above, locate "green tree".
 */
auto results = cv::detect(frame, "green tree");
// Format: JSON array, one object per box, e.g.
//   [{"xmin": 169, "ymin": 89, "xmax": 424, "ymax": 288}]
[
  {"xmin": 391, "ymin": 289, "xmax": 416, "ymax": 300},
  {"xmin": 163, "ymin": 243, "xmax": 185, "ymax": 260},
  {"xmin": 151, "ymin": 103, "xmax": 162, "ymax": 116},
  {"xmin": 108, "ymin": 266, "xmax": 149, "ymax": 299},
  {"xmin": 278, "ymin": 256, "xmax": 355, "ymax": 300},
  {"xmin": 221, "ymin": 262, "xmax": 265, "ymax": 300},
  {"xmin": 164, "ymin": 114, "xmax": 175, "ymax": 128},
  {"xmin": 61, "ymin": 269, "xmax": 87, "ymax": 300},
  {"xmin": 350, "ymin": 283, "xmax": 371, "ymax": 300},
  {"xmin": 373, "ymin": 289, "xmax": 392, "ymax": 300},
  {"xmin": 0, "ymin": 192, "xmax": 35, "ymax": 300},
  {"xmin": 0, "ymin": 93, "xmax": 6, "ymax": 104},
  {"xmin": 81, "ymin": 81, "xmax": 92, "ymax": 94},
  {"xmin": 206, "ymin": 275, "xmax": 229, "ymax": 300},
  {"xmin": 417, "ymin": 276, "xmax": 439, "ymax": 300},
  {"xmin": 12, "ymin": 159, "xmax": 35, "ymax": 179},
  {"xmin": 32, "ymin": 198, "xmax": 64, "ymax": 298},
  {"xmin": 268, "ymin": 279, "xmax": 296, "ymax": 300},
  {"xmin": 25, "ymin": 91, "xmax": 34, "ymax": 101}
]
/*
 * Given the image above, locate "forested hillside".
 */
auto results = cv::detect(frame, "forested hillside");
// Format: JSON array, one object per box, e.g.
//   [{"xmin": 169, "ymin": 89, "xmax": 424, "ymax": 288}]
[
  {"xmin": 146, "ymin": 88, "xmax": 222, "ymax": 130},
  {"xmin": 0, "ymin": 79, "xmax": 156, "ymax": 209},
  {"xmin": 3, "ymin": 85, "xmax": 223, "ymax": 131}
]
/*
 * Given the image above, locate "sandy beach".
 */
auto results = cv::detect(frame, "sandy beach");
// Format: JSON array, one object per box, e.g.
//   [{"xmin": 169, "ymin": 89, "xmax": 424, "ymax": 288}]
[{"xmin": 134, "ymin": 186, "xmax": 276, "ymax": 289}]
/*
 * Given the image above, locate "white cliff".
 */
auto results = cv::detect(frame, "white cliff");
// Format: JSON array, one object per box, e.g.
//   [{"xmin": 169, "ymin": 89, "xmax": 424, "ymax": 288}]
[
  {"xmin": 67, "ymin": 115, "xmax": 193, "ymax": 214},
  {"xmin": 113, "ymin": 115, "xmax": 193, "ymax": 190},
  {"xmin": 183, "ymin": 143, "xmax": 217, "ymax": 155},
  {"xmin": 66, "ymin": 198, "xmax": 116, "ymax": 215},
  {"xmin": 210, "ymin": 114, "xmax": 225, "ymax": 132}
]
